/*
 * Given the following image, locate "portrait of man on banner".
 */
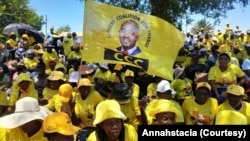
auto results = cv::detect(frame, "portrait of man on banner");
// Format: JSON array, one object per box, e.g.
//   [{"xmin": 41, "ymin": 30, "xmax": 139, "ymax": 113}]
[{"xmin": 116, "ymin": 20, "xmax": 142, "ymax": 56}]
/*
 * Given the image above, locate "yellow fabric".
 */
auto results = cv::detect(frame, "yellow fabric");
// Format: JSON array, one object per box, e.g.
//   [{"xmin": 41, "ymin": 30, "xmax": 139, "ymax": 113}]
[
  {"xmin": 208, "ymin": 64, "xmax": 245, "ymax": 88},
  {"xmin": 6, "ymin": 39, "xmax": 18, "ymax": 48},
  {"xmin": 146, "ymin": 82, "xmax": 157, "ymax": 97},
  {"xmin": 215, "ymin": 110, "xmax": 247, "ymax": 125},
  {"xmin": 74, "ymin": 91, "xmax": 104, "ymax": 127},
  {"xmin": 145, "ymin": 99, "xmax": 184, "ymax": 124},
  {"xmin": 181, "ymin": 57, "xmax": 204, "ymax": 68},
  {"xmin": 82, "ymin": 0, "xmax": 184, "ymax": 81},
  {"xmin": 131, "ymin": 83, "xmax": 140, "ymax": 98},
  {"xmin": 182, "ymin": 97, "xmax": 218, "ymax": 125},
  {"xmin": 0, "ymin": 126, "xmax": 48, "ymax": 141},
  {"xmin": 170, "ymin": 78, "xmax": 193, "ymax": 100},
  {"xmin": 46, "ymin": 94, "xmax": 71, "ymax": 112},
  {"xmin": 87, "ymin": 124, "xmax": 137, "ymax": 141},
  {"xmin": 62, "ymin": 37, "xmax": 73, "ymax": 56},
  {"xmin": 58, "ymin": 83, "xmax": 73, "ymax": 103},
  {"xmin": 222, "ymin": 84, "xmax": 247, "ymax": 98},
  {"xmin": 93, "ymin": 68, "xmax": 112, "ymax": 81},
  {"xmin": 175, "ymin": 55, "xmax": 188, "ymax": 64},
  {"xmin": 0, "ymin": 91, "xmax": 8, "ymax": 105},
  {"xmin": 42, "ymin": 87, "xmax": 58, "ymax": 101},
  {"xmin": 110, "ymin": 72, "xmax": 125, "ymax": 83},
  {"xmin": 68, "ymin": 51, "xmax": 82, "ymax": 60},
  {"xmin": 218, "ymin": 101, "xmax": 250, "ymax": 124},
  {"xmin": 42, "ymin": 51, "xmax": 60, "ymax": 68},
  {"xmin": 24, "ymin": 58, "xmax": 39, "ymax": 70},
  {"xmin": 119, "ymin": 96, "xmax": 141, "ymax": 129},
  {"xmin": 93, "ymin": 99, "xmax": 127, "ymax": 125}
]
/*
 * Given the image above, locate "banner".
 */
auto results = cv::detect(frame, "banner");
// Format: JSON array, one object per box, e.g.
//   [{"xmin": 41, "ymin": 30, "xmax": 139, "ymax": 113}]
[{"xmin": 82, "ymin": 0, "xmax": 185, "ymax": 81}]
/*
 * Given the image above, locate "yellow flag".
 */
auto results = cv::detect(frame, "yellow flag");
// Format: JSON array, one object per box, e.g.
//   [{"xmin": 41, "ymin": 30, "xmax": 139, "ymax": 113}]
[{"xmin": 82, "ymin": 0, "xmax": 185, "ymax": 81}]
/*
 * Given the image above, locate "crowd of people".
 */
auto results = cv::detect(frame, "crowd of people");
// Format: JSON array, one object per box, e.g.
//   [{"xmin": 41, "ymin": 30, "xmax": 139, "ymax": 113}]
[{"xmin": 0, "ymin": 24, "xmax": 249, "ymax": 140}]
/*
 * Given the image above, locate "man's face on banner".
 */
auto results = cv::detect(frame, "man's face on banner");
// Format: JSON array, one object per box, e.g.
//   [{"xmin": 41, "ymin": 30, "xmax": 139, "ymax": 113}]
[{"xmin": 119, "ymin": 21, "xmax": 140, "ymax": 50}]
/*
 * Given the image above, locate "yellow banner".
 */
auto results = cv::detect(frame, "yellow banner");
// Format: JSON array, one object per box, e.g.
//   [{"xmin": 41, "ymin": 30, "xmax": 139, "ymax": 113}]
[{"xmin": 82, "ymin": 0, "xmax": 185, "ymax": 81}]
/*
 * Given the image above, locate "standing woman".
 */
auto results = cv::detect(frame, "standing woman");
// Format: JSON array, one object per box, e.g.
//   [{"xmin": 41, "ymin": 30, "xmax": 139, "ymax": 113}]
[
  {"xmin": 87, "ymin": 99, "xmax": 138, "ymax": 141},
  {"xmin": 208, "ymin": 51, "xmax": 247, "ymax": 104}
]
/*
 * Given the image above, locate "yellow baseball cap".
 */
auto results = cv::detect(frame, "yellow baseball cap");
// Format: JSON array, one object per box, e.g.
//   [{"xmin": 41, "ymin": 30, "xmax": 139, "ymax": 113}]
[
  {"xmin": 43, "ymin": 112, "xmax": 80, "ymax": 135},
  {"xmin": 196, "ymin": 82, "xmax": 211, "ymax": 92},
  {"xmin": 77, "ymin": 78, "xmax": 94, "ymax": 88},
  {"xmin": 125, "ymin": 69, "xmax": 134, "ymax": 77}
]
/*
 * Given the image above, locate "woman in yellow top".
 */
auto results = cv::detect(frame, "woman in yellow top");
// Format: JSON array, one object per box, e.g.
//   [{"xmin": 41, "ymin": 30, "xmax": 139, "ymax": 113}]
[
  {"xmin": 8, "ymin": 72, "xmax": 38, "ymax": 113},
  {"xmin": 42, "ymin": 71, "xmax": 66, "ymax": 104},
  {"xmin": 208, "ymin": 51, "xmax": 247, "ymax": 104},
  {"xmin": 72, "ymin": 78, "xmax": 104, "ymax": 128},
  {"xmin": 110, "ymin": 83, "xmax": 141, "ymax": 131},
  {"xmin": 182, "ymin": 82, "xmax": 218, "ymax": 125},
  {"xmin": 218, "ymin": 84, "xmax": 250, "ymax": 124},
  {"xmin": 24, "ymin": 49, "xmax": 40, "ymax": 72},
  {"xmin": 87, "ymin": 99, "xmax": 138, "ymax": 141},
  {"xmin": 215, "ymin": 110, "xmax": 247, "ymax": 125}
]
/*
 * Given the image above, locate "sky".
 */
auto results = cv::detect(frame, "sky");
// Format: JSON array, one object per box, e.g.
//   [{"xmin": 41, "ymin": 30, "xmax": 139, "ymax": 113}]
[{"xmin": 29, "ymin": 0, "xmax": 250, "ymax": 36}]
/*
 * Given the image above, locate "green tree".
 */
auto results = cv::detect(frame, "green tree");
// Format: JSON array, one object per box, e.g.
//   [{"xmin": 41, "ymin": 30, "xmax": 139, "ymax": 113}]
[
  {"xmin": 191, "ymin": 19, "xmax": 213, "ymax": 35},
  {"xmin": 79, "ymin": 0, "xmax": 249, "ymax": 30},
  {"xmin": 0, "ymin": 0, "xmax": 43, "ymax": 41},
  {"xmin": 57, "ymin": 24, "xmax": 71, "ymax": 33}
]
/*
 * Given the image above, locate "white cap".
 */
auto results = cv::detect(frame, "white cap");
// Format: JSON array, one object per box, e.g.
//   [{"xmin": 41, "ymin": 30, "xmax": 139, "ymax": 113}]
[
  {"xmin": 156, "ymin": 80, "xmax": 176, "ymax": 96},
  {"xmin": 98, "ymin": 63, "xmax": 109, "ymax": 69},
  {"xmin": 68, "ymin": 71, "xmax": 80, "ymax": 83}
]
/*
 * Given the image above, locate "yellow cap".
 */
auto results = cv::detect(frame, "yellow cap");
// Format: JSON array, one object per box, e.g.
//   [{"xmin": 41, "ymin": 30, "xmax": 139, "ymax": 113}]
[
  {"xmin": 222, "ymin": 84, "xmax": 247, "ymax": 99},
  {"xmin": 77, "ymin": 78, "xmax": 94, "ymax": 88},
  {"xmin": 217, "ymin": 44, "xmax": 230, "ymax": 52},
  {"xmin": 59, "ymin": 83, "xmax": 73, "ymax": 103},
  {"xmin": 215, "ymin": 110, "xmax": 247, "ymax": 125},
  {"xmin": 43, "ymin": 112, "xmax": 80, "ymax": 135},
  {"xmin": 114, "ymin": 64, "xmax": 123, "ymax": 71},
  {"xmin": 125, "ymin": 69, "xmax": 134, "ymax": 77},
  {"xmin": 196, "ymin": 82, "xmax": 211, "ymax": 91},
  {"xmin": 22, "ymin": 34, "xmax": 29, "ymax": 39},
  {"xmin": 93, "ymin": 100, "xmax": 127, "ymax": 126},
  {"xmin": 47, "ymin": 71, "xmax": 66, "ymax": 81}
]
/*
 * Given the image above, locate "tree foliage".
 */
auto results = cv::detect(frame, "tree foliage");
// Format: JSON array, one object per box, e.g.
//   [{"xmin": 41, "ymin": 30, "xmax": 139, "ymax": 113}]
[
  {"xmin": 191, "ymin": 19, "xmax": 213, "ymax": 35},
  {"xmin": 57, "ymin": 24, "xmax": 72, "ymax": 33},
  {"xmin": 79, "ymin": 0, "xmax": 249, "ymax": 30},
  {"xmin": 0, "ymin": 0, "xmax": 43, "ymax": 41}
]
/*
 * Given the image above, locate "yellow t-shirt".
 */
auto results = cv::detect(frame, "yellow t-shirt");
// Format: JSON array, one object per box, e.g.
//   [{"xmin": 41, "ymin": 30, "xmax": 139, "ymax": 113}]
[
  {"xmin": 145, "ymin": 99, "xmax": 184, "ymax": 124},
  {"xmin": 24, "ymin": 58, "xmax": 39, "ymax": 70},
  {"xmin": 0, "ymin": 91, "xmax": 8, "ymax": 106},
  {"xmin": 208, "ymin": 64, "xmax": 245, "ymax": 88},
  {"xmin": 87, "ymin": 124, "xmax": 137, "ymax": 141},
  {"xmin": 171, "ymin": 78, "xmax": 193, "ymax": 100},
  {"xmin": 119, "ymin": 96, "xmax": 141, "ymax": 130},
  {"xmin": 62, "ymin": 38, "xmax": 73, "ymax": 56},
  {"xmin": 131, "ymin": 83, "xmax": 140, "ymax": 98},
  {"xmin": 6, "ymin": 39, "xmax": 18, "ymax": 48},
  {"xmin": 46, "ymin": 94, "xmax": 72, "ymax": 112},
  {"xmin": 110, "ymin": 72, "xmax": 125, "ymax": 83},
  {"xmin": 0, "ymin": 126, "xmax": 48, "ymax": 141},
  {"xmin": 74, "ymin": 90, "xmax": 104, "ymax": 127},
  {"xmin": 93, "ymin": 69, "xmax": 112, "ymax": 82},
  {"xmin": 42, "ymin": 87, "xmax": 58, "ymax": 101},
  {"xmin": 146, "ymin": 82, "xmax": 157, "ymax": 97},
  {"xmin": 182, "ymin": 97, "xmax": 218, "ymax": 125},
  {"xmin": 218, "ymin": 101, "xmax": 250, "ymax": 124},
  {"xmin": 68, "ymin": 51, "xmax": 81, "ymax": 60}
]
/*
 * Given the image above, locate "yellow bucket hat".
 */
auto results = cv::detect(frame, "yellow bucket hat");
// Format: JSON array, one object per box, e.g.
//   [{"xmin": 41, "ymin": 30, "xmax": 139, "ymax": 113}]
[
  {"xmin": 196, "ymin": 82, "xmax": 211, "ymax": 92},
  {"xmin": 222, "ymin": 84, "xmax": 247, "ymax": 99},
  {"xmin": 77, "ymin": 78, "xmax": 94, "ymax": 88},
  {"xmin": 47, "ymin": 71, "xmax": 66, "ymax": 81},
  {"xmin": 93, "ymin": 100, "xmax": 127, "ymax": 126},
  {"xmin": 125, "ymin": 69, "xmax": 134, "ymax": 77},
  {"xmin": 43, "ymin": 112, "xmax": 80, "ymax": 135},
  {"xmin": 58, "ymin": 83, "xmax": 73, "ymax": 103},
  {"xmin": 215, "ymin": 110, "xmax": 247, "ymax": 125},
  {"xmin": 217, "ymin": 44, "xmax": 230, "ymax": 52},
  {"xmin": 149, "ymin": 99, "xmax": 183, "ymax": 120},
  {"xmin": 22, "ymin": 34, "xmax": 29, "ymax": 39}
]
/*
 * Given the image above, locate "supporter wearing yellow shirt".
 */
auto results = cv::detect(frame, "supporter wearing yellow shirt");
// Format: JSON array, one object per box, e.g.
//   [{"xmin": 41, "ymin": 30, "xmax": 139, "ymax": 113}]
[
  {"xmin": 24, "ymin": 49, "xmax": 40, "ymax": 71},
  {"xmin": 46, "ymin": 83, "xmax": 74, "ymax": 113},
  {"xmin": 5, "ymin": 32, "xmax": 18, "ymax": 49},
  {"xmin": 61, "ymin": 33, "xmax": 74, "ymax": 57},
  {"xmin": 68, "ymin": 45, "xmax": 81, "ymax": 60},
  {"xmin": 42, "ymin": 44, "xmax": 60, "ymax": 68},
  {"xmin": 111, "ymin": 83, "xmax": 141, "ymax": 130},
  {"xmin": 218, "ymin": 84, "xmax": 250, "ymax": 124},
  {"xmin": 110, "ymin": 64, "xmax": 125, "ymax": 83},
  {"xmin": 124, "ymin": 69, "xmax": 140, "ymax": 98},
  {"xmin": 54, "ymin": 63, "xmax": 69, "ymax": 80},
  {"xmin": 72, "ymin": 78, "xmax": 104, "ymax": 128},
  {"xmin": 0, "ymin": 97, "xmax": 49, "ymax": 141},
  {"xmin": 146, "ymin": 76, "xmax": 162, "ymax": 98}
]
